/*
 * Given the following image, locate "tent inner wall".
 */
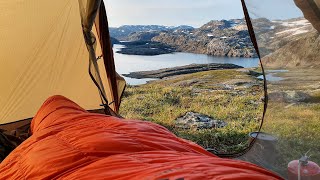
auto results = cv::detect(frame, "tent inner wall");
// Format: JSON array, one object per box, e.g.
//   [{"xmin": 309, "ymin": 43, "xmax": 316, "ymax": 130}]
[{"xmin": 0, "ymin": 0, "xmax": 111, "ymax": 124}]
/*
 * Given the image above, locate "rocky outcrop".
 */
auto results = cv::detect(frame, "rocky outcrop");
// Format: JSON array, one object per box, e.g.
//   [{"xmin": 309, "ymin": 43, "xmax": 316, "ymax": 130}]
[
  {"xmin": 116, "ymin": 41, "xmax": 175, "ymax": 55},
  {"xmin": 175, "ymin": 112, "xmax": 227, "ymax": 129},
  {"xmin": 206, "ymin": 38, "xmax": 255, "ymax": 57},
  {"xmin": 123, "ymin": 63, "xmax": 243, "ymax": 79}
]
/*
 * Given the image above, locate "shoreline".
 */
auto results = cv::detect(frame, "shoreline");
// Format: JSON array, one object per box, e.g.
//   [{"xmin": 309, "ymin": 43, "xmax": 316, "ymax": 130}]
[{"xmin": 114, "ymin": 42, "xmax": 257, "ymax": 58}]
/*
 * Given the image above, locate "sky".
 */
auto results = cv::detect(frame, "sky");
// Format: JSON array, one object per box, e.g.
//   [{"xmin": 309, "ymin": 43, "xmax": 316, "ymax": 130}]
[{"xmin": 104, "ymin": 0, "xmax": 303, "ymax": 28}]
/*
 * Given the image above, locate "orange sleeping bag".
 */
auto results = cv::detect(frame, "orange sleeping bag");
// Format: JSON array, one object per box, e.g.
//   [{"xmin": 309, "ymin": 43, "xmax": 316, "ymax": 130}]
[{"xmin": 0, "ymin": 95, "xmax": 282, "ymax": 179}]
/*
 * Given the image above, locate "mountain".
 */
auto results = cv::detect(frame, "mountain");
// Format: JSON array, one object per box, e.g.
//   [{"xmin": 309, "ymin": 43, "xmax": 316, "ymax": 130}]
[
  {"xmin": 109, "ymin": 25, "xmax": 194, "ymax": 40},
  {"xmin": 152, "ymin": 19, "xmax": 257, "ymax": 57},
  {"xmin": 110, "ymin": 17, "xmax": 318, "ymax": 64}
]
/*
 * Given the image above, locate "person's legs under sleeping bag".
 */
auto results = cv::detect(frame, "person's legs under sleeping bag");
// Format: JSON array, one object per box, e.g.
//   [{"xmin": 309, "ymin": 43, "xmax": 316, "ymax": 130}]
[{"xmin": 0, "ymin": 95, "xmax": 282, "ymax": 179}]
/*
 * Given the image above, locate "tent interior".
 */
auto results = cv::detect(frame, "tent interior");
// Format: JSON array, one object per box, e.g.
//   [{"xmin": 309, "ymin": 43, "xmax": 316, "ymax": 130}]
[{"xmin": 0, "ymin": 0, "xmax": 319, "ymax": 179}]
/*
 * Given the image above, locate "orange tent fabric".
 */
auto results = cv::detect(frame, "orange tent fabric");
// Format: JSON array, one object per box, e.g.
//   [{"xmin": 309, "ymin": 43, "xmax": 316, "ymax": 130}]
[{"xmin": 0, "ymin": 95, "xmax": 282, "ymax": 179}]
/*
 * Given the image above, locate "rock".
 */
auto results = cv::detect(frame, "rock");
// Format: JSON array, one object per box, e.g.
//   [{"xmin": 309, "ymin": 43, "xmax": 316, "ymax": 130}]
[
  {"xmin": 248, "ymin": 100, "xmax": 261, "ymax": 105},
  {"xmin": 286, "ymin": 91, "xmax": 311, "ymax": 102},
  {"xmin": 223, "ymin": 79, "xmax": 261, "ymax": 90},
  {"xmin": 228, "ymin": 90, "xmax": 246, "ymax": 96},
  {"xmin": 175, "ymin": 112, "xmax": 227, "ymax": 129},
  {"xmin": 268, "ymin": 91, "xmax": 311, "ymax": 103},
  {"xmin": 268, "ymin": 92, "xmax": 286, "ymax": 102}
]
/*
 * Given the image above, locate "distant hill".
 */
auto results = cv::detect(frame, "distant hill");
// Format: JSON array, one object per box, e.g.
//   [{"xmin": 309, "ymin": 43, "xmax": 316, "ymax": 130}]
[
  {"xmin": 252, "ymin": 18, "xmax": 314, "ymax": 57},
  {"xmin": 263, "ymin": 31, "xmax": 320, "ymax": 68},
  {"xmin": 252, "ymin": 17, "xmax": 319, "ymax": 68},
  {"xmin": 110, "ymin": 17, "xmax": 319, "ymax": 65},
  {"xmin": 110, "ymin": 37, "xmax": 120, "ymax": 47},
  {"xmin": 109, "ymin": 25, "xmax": 194, "ymax": 41}
]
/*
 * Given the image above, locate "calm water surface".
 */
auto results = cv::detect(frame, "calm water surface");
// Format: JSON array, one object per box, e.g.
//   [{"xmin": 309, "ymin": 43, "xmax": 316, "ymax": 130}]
[{"xmin": 113, "ymin": 44, "xmax": 260, "ymax": 85}]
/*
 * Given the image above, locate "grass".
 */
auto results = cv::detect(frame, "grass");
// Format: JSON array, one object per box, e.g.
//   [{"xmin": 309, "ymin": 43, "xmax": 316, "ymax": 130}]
[
  {"xmin": 119, "ymin": 68, "xmax": 320, "ymax": 177},
  {"xmin": 120, "ymin": 69, "xmax": 264, "ymax": 153},
  {"xmin": 261, "ymin": 102, "xmax": 320, "ymax": 175}
]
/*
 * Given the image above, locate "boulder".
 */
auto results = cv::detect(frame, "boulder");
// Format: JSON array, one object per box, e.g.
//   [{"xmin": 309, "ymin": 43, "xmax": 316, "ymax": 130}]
[{"xmin": 175, "ymin": 112, "xmax": 227, "ymax": 129}]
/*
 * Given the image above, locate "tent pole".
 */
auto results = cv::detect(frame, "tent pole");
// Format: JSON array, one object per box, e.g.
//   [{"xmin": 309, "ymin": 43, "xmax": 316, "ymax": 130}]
[{"xmin": 211, "ymin": 0, "xmax": 269, "ymax": 158}]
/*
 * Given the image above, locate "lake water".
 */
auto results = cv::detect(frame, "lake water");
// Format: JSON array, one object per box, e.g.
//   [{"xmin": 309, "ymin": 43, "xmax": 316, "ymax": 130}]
[{"xmin": 113, "ymin": 44, "xmax": 260, "ymax": 85}]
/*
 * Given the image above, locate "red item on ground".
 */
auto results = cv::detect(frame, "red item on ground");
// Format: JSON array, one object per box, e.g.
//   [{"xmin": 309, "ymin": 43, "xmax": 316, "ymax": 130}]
[{"xmin": 288, "ymin": 159, "xmax": 320, "ymax": 180}]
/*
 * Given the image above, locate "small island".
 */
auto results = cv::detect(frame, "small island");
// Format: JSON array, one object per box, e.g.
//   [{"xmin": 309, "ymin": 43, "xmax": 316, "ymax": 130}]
[{"xmin": 123, "ymin": 63, "xmax": 243, "ymax": 79}]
